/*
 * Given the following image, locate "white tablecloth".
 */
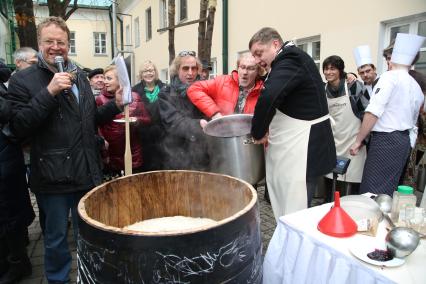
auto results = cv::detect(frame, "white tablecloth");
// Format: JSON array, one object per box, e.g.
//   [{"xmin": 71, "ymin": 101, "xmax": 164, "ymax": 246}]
[{"xmin": 263, "ymin": 203, "xmax": 426, "ymax": 284}]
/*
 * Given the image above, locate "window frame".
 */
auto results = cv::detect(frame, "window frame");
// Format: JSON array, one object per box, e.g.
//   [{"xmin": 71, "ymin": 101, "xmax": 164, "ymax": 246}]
[
  {"xmin": 146, "ymin": 7, "xmax": 152, "ymax": 41},
  {"xmin": 159, "ymin": 0, "xmax": 168, "ymax": 30},
  {"xmin": 178, "ymin": 0, "xmax": 188, "ymax": 22},
  {"xmin": 134, "ymin": 17, "xmax": 140, "ymax": 48},
  {"xmin": 382, "ymin": 13, "xmax": 426, "ymax": 74},
  {"xmin": 93, "ymin": 32, "xmax": 107, "ymax": 55},
  {"xmin": 69, "ymin": 31, "xmax": 76, "ymax": 55},
  {"xmin": 295, "ymin": 35, "xmax": 321, "ymax": 70}
]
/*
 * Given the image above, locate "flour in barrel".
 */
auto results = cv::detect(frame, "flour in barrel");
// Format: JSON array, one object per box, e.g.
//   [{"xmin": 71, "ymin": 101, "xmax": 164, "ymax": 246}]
[{"xmin": 124, "ymin": 216, "xmax": 217, "ymax": 232}]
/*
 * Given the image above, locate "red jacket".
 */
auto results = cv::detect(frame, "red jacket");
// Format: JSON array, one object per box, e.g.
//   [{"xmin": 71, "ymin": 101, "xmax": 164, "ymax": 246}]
[
  {"xmin": 187, "ymin": 70, "xmax": 263, "ymax": 118},
  {"xmin": 96, "ymin": 91, "xmax": 150, "ymax": 171}
]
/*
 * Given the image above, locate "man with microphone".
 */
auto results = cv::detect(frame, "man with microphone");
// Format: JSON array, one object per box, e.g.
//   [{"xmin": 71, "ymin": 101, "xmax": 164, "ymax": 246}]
[{"xmin": 6, "ymin": 17, "xmax": 123, "ymax": 284}]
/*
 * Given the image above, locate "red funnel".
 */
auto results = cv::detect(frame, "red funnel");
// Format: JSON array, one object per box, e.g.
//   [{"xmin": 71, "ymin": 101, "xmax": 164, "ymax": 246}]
[{"xmin": 318, "ymin": 191, "xmax": 357, "ymax": 237}]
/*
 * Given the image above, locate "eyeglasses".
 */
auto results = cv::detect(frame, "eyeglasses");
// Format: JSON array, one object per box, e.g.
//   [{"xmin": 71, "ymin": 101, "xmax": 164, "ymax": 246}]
[
  {"xmin": 142, "ymin": 69, "xmax": 155, "ymax": 73},
  {"xmin": 238, "ymin": 65, "xmax": 257, "ymax": 72},
  {"xmin": 178, "ymin": 50, "xmax": 196, "ymax": 57},
  {"xmin": 42, "ymin": 39, "xmax": 68, "ymax": 48}
]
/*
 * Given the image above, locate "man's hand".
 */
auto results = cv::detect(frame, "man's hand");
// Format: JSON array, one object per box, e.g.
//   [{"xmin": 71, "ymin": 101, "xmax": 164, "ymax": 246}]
[
  {"xmin": 254, "ymin": 133, "xmax": 269, "ymax": 144},
  {"xmin": 200, "ymin": 119, "xmax": 208, "ymax": 129},
  {"xmin": 346, "ymin": 73, "xmax": 357, "ymax": 84},
  {"xmin": 212, "ymin": 112, "xmax": 223, "ymax": 120},
  {"xmin": 47, "ymin": 72, "xmax": 72, "ymax": 96},
  {"xmin": 349, "ymin": 141, "xmax": 363, "ymax": 156}
]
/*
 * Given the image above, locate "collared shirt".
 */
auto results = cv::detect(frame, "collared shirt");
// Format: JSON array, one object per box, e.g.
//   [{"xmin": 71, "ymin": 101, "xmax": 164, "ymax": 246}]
[{"xmin": 366, "ymin": 70, "xmax": 423, "ymax": 132}]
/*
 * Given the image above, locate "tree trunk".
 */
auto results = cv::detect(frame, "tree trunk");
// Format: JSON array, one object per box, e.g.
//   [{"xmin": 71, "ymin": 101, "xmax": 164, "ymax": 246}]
[
  {"xmin": 13, "ymin": 0, "xmax": 38, "ymax": 50},
  {"xmin": 47, "ymin": 0, "xmax": 79, "ymax": 21},
  {"xmin": 197, "ymin": 0, "xmax": 208, "ymax": 60},
  {"xmin": 204, "ymin": 3, "xmax": 216, "ymax": 62},
  {"xmin": 168, "ymin": 0, "xmax": 176, "ymax": 65}
]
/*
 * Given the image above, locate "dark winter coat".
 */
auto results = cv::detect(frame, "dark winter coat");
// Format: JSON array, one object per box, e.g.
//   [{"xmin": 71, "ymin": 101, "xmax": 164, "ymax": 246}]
[
  {"xmin": 0, "ymin": 96, "xmax": 34, "ymax": 236},
  {"xmin": 132, "ymin": 80, "xmax": 168, "ymax": 171},
  {"xmin": 6, "ymin": 60, "xmax": 121, "ymax": 194},
  {"xmin": 252, "ymin": 43, "xmax": 336, "ymax": 178},
  {"xmin": 157, "ymin": 78, "xmax": 209, "ymax": 170}
]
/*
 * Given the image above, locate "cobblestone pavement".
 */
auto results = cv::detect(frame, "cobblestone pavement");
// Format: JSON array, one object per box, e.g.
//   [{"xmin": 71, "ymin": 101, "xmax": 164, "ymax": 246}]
[{"xmin": 19, "ymin": 183, "xmax": 277, "ymax": 283}]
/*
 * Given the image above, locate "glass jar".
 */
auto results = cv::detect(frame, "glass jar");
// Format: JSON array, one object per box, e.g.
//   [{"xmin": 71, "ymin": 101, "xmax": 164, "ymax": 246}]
[{"xmin": 391, "ymin": 185, "xmax": 417, "ymax": 223}]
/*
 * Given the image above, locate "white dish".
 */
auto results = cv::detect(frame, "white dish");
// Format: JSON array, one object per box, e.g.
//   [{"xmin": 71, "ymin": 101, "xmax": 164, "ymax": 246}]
[
  {"xmin": 113, "ymin": 117, "xmax": 137, "ymax": 123},
  {"xmin": 349, "ymin": 243, "xmax": 405, "ymax": 267},
  {"xmin": 341, "ymin": 195, "xmax": 383, "ymax": 223}
]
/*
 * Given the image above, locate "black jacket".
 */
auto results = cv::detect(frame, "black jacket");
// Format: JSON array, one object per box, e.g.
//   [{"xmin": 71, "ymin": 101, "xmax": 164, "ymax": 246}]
[
  {"xmin": 6, "ymin": 60, "xmax": 121, "ymax": 194},
  {"xmin": 132, "ymin": 80, "xmax": 168, "ymax": 171},
  {"xmin": 252, "ymin": 44, "xmax": 336, "ymax": 178},
  {"xmin": 0, "ymin": 96, "xmax": 34, "ymax": 235},
  {"xmin": 157, "ymin": 80, "xmax": 209, "ymax": 170}
]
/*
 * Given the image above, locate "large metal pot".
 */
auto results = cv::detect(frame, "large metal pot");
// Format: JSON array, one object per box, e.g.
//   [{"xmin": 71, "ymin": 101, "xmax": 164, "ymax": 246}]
[{"xmin": 203, "ymin": 114, "xmax": 265, "ymax": 185}]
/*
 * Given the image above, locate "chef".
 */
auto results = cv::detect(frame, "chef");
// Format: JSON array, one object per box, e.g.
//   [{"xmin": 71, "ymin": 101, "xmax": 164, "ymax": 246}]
[
  {"xmin": 322, "ymin": 55, "xmax": 366, "ymax": 196},
  {"xmin": 249, "ymin": 27, "xmax": 336, "ymax": 219},
  {"xmin": 350, "ymin": 33, "xmax": 425, "ymax": 196},
  {"xmin": 354, "ymin": 45, "xmax": 379, "ymax": 99}
]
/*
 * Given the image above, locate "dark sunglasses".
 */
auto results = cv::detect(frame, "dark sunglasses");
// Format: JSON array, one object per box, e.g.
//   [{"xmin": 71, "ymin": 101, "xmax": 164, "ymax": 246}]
[{"xmin": 178, "ymin": 50, "xmax": 196, "ymax": 57}]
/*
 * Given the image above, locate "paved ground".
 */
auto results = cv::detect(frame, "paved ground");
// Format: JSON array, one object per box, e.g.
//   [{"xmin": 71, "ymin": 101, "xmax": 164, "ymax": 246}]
[{"xmin": 19, "ymin": 183, "xmax": 278, "ymax": 283}]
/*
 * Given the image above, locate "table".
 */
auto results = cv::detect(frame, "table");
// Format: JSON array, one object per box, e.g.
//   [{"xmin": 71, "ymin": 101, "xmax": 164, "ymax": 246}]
[{"xmin": 263, "ymin": 202, "xmax": 425, "ymax": 284}]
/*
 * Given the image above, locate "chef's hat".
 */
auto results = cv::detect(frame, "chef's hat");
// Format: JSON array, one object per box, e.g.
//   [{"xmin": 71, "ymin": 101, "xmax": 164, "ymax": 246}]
[
  {"xmin": 391, "ymin": 33, "xmax": 425, "ymax": 65},
  {"xmin": 353, "ymin": 45, "xmax": 372, "ymax": 68}
]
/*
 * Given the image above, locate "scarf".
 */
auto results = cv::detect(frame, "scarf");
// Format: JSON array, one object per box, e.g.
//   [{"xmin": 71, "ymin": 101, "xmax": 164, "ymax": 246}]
[
  {"xmin": 325, "ymin": 79, "xmax": 345, "ymax": 99},
  {"xmin": 170, "ymin": 75, "xmax": 200, "ymax": 97},
  {"xmin": 144, "ymin": 85, "xmax": 160, "ymax": 103}
]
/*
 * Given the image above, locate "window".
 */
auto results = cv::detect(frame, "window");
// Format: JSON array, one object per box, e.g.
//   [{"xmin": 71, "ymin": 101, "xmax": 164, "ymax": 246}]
[
  {"xmin": 209, "ymin": 58, "xmax": 217, "ymax": 79},
  {"xmin": 134, "ymin": 17, "xmax": 140, "ymax": 47},
  {"xmin": 146, "ymin": 7, "xmax": 152, "ymax": 41},
  {"xmin": 296, "ymin": 36, "xmax": 321, "ymax": 70},
  {"xmin": 383, "ymin": 13, "xmax": 426, "ymax": 74},
  {"xmin": 159, "ymin": 0, "xmax": 167, "ymax": 29},
  {"xmin": 125, "ymin": 25, "xmax": 131, "ymax": 46},
  {"xmin": 178, "ymin": 0, "xmax": 187, "ymax": 22},
  {"xmin": 94, "ymin": 32, "xmax": 106, "ymax": 55},
  {"xmin": 160, "ymin": 68, "xmax": 169, "ymax": 84},
  {"xmin": 69, "ymin": 31, "xmax": 76, "ymax": 54}
]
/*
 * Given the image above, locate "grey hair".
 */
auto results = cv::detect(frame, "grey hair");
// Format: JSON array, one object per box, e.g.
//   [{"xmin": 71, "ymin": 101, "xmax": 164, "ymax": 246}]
[
  {"xmin": 169, "ymin": 53, "xmax": 202, "ymax": 78},
  {"xmin": 13, "ymin": 47, "xmax": 37, "ymax": 62}
]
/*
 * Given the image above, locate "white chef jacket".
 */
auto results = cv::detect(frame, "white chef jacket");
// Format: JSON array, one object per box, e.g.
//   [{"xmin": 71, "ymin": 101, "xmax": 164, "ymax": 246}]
[{"xmin": 366, "ymin": 70, "xmax": 423, "ymax": 142}]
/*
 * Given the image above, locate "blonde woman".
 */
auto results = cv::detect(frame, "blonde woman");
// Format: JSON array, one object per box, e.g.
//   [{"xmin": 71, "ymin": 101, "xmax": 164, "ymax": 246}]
[{"xmin": 132, "ymin": 60, "xmax": 168, "ymax": 171}]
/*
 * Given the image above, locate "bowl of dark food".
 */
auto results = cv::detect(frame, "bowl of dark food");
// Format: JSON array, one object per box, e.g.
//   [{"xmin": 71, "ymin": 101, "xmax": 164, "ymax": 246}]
[{"xmin": 385, "ymin": 227, "xmax": 420, "ymax": 258}]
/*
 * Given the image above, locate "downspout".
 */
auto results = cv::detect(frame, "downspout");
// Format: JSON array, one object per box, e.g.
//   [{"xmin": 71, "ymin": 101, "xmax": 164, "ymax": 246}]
[
  {"xmin": 109, "ymin": 6, "xmax": 114, "ymax": 59},
  {"xmin": 222, "ymin": 0, "xmax": 228, "ymax": 74}
]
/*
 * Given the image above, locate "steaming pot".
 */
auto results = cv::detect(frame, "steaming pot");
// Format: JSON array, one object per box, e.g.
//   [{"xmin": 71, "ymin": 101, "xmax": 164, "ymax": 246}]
[{"xmin": 203, "ymin": 114, "xmax": 265, "ymax": 185}]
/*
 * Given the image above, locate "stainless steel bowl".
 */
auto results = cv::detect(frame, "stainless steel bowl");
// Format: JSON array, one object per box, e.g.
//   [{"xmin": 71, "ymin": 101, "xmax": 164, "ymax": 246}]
[
  {"xmin": 374, "ymin": 194, "xmax": 393, "ymax": 214},
  {"xmin": 385, "ymin": 227, "xmax": 420, "ymax": 258}
]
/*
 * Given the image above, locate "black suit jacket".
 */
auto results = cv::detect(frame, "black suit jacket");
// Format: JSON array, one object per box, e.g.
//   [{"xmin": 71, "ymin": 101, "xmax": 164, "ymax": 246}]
[{"xmin": 252, "ymin": 44, "xmax": 336, "ymax": 178}]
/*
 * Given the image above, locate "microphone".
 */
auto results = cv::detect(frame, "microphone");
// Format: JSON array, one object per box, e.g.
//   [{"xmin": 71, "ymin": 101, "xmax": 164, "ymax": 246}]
[
  {"xmin": 54, "ymin": 56, "xmax": 68, "ymax": 94},
  {"xmin": 54, "ymin": 56, "xmax": 65, "ymax": 72}
]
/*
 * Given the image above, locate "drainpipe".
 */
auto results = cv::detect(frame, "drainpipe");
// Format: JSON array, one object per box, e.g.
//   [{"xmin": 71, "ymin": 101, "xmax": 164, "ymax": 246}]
[{"xmin": 222, "ymin": 0, "xmax": 228, "ymax": 74}]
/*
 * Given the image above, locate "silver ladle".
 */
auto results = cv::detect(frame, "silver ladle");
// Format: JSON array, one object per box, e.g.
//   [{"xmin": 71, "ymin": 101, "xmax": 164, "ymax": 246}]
[{"xmin": 374, "ymin": 194, "xmax": 396, "ymax": 228}]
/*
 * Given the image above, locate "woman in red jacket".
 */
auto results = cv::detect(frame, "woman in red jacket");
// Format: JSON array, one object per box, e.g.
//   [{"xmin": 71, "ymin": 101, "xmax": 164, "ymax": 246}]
[
  {"xmin": 187, "ymin": 52, "xmax": 263, "ymax": 119},
  {"xmin": 96, "ymin": 65, "xmax": 150, "ymax": 176}
]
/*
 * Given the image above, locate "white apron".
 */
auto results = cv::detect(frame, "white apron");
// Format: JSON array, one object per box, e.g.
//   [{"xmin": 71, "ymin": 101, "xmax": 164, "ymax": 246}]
[
  {"xmin": 325, "ymin": 83, "xmax": 366, "ymax": 182},
  {"xmin": 266, "ymin": 110, "xmax": 330, "ymax": 220}
]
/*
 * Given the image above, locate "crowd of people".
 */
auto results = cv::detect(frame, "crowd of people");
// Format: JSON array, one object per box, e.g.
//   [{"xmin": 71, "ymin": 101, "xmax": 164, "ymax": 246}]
[{"xmin": 0, "ymin": 16, "xmax": 425, "ymax": 284}]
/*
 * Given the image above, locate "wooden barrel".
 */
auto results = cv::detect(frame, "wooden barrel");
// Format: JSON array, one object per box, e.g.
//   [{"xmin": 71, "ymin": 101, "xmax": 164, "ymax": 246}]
[{"xmin": 77, "ymin": 170, "xmax": 262, "ymax": 283}]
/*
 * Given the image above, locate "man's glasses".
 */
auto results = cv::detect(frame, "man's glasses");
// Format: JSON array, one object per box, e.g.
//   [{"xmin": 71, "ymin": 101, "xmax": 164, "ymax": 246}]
[
  {"xmin": 238, "ymin": 65, "xmax": 257, "ymax": 72},
  {"xmin": 42, "ymin": 39, "xmax": 68, "ymax": 48},
  {"xmin": 178, "ymin": 50, "xmax": 196, "ymax": 57}
]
